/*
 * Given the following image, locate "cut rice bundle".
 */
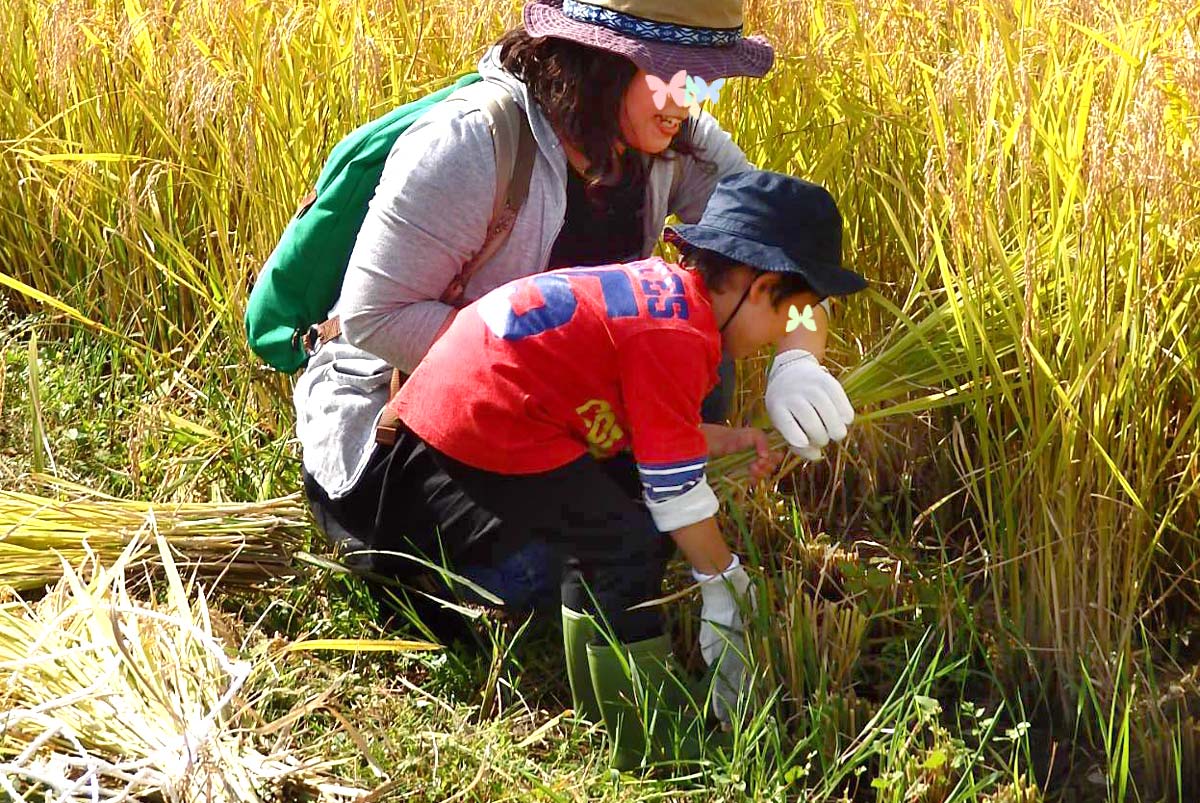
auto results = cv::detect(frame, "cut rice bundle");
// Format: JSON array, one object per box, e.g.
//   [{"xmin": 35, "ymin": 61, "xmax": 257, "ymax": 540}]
[{"xmin": 0, "ymin": 481, "xmax": 307, "ymax": 592}]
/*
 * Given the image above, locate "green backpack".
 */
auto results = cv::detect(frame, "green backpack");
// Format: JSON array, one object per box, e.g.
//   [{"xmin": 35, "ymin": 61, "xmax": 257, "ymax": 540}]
[{"xmin": 245, "ymin": 73, "xmax": 536, "ymax": 374}]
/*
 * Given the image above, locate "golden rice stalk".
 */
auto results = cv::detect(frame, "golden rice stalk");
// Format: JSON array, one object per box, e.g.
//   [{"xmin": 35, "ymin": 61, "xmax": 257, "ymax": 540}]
[
  {"xmin": 0, "ymin": 481, "xmax": 307, "ymax": 592},
  {"xmin": 0, "ymin": 535, "xmax": 373, "ymax": 802},
  {"xmin": 713, "ymin": 265, "xmax": 1035, "ymax": 479}
]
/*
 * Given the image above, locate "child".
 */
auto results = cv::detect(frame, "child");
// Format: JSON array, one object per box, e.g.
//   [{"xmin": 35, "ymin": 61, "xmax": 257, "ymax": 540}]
[{"xmin": 356, "ymin": 170, "xmax": 866, "ymax": 767}]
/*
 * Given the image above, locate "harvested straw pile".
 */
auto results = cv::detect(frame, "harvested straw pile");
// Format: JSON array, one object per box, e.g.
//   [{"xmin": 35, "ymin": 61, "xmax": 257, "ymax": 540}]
[
  {"xmin": 0, "ymin": 481, "xmax": 307, "ymax": 592},
  {"xmin": 0, "ymin": 536, "xmax": 365, "ymax": 802}
]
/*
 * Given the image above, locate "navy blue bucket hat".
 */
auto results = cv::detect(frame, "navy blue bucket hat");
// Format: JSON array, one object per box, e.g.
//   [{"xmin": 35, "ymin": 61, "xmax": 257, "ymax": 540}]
[{"xmin": 665, "ymin": 171, "xmax": 867, "ymax": 298}]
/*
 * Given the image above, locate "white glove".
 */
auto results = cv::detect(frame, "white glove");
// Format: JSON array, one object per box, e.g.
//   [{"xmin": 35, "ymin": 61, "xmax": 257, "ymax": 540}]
[
  {"xmin": 765, "ymin": 349, "xmax": 855, "ymax": 461},
  {"xmin": 694, "ymin": 554, "xmax": 756, "ymax": 724}
]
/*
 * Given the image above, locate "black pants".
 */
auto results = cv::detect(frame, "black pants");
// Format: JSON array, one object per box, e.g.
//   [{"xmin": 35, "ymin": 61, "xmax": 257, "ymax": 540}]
[{"xmin": 306, "ymin": 423, "xmax": 674, "ymax": 643}]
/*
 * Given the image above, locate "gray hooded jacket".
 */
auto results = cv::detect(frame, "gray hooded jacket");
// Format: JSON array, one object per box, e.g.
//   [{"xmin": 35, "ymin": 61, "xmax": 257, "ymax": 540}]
[{"xmin": 294, "ymin": 46, "xmax": 753, "ymax": 498}]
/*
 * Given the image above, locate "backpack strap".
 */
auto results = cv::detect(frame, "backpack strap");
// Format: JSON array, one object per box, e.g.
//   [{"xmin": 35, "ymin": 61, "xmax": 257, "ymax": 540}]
[
  {"xmin": 304, "ymin": 83, "xmax": 538, "ymax": 360},
  {"xmin": 375, "ymin": 85, "xmax": 536, "ymax": 448},
  {"xmin": 438, "ymin": 83, "xmax": 537, "ymax": 308}
]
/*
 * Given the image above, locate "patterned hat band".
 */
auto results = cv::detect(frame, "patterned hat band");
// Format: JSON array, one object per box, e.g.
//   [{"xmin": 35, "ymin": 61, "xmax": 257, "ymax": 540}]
[{"xmin": 561, "ymin": 0, "xmax": 744, "ymax": 48}]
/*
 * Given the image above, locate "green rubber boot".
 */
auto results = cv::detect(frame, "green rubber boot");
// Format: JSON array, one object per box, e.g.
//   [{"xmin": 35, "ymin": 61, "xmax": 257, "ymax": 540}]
[
  {"xmin": 586, "ymin": 634, "xmax": 706, "ymax": 771},
  {"xmin": 561, "ymin": 606, "xmax": 601, "ymax": 723}
]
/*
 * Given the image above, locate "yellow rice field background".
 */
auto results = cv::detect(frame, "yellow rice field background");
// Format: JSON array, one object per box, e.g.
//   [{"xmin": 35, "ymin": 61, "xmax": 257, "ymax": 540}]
[{"xmin": 2, "ymin": 0, "xmax": 1199, "ymax": 799}]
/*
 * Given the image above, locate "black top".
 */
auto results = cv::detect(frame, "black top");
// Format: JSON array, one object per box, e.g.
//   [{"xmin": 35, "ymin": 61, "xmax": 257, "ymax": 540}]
[{"xmin": 546, "ymin": 151, "xmax": 646, "ymax": 271}]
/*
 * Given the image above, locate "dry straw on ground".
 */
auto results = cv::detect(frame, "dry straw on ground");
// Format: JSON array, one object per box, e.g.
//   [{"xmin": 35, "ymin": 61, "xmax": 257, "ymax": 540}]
[{"xmin": 0, "ymin": 536, "xmax": 370, "ymax": 802}]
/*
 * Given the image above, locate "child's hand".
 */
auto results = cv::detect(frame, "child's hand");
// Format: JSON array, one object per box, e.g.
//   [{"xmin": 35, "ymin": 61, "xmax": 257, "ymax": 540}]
[
  {"xmin": 701, "ymin": 424, "xmax": 785, "ymax": 482},
  {"xmin": 731, "ymin": 427, "xmax": 785, "ymax": 482},
  {"xmin": 765, "ymin": 349, "xmax": 854, "ymax": 461}
]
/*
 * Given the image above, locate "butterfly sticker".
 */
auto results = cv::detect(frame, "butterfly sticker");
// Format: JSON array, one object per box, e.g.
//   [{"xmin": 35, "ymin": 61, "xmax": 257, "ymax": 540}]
[
  {"xmin": 645, "ymin": 70, "xmax": 688, "ymax": 110},
  {"xmin": 685, "ymin": 75, "xmax": 726, "ymax": 116},
  {"xmin": 682, "ymin": 85, "xmax": 701, "ymax": 118},
  {"xmin": 786, "ymin": 304, "xmax": 818, "ymax": 333}
]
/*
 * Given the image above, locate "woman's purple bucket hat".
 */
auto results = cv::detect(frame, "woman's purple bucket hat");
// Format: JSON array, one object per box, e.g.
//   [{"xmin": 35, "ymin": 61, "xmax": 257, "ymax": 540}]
[{"xmin": 523, "ymin": 0, "xmax": 775, "ymax": 80}]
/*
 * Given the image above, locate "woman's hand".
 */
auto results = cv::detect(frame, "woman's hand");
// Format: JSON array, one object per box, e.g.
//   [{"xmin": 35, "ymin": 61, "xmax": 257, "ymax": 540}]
[{"xmin": 700, "ymin": 424, "xmax": 784, "ymax": 482}]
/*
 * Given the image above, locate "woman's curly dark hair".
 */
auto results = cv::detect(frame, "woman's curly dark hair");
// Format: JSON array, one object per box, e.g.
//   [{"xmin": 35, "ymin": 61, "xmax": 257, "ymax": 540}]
[{"xmin": 497, "ymin": 29, "xmax": 713, "ymax": 190}]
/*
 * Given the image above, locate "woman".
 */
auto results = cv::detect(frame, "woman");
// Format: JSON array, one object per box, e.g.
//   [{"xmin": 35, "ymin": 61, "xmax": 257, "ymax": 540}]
[{"xmin": 294, "ymin": 0, "xmax": 852, "ymax": 615}]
